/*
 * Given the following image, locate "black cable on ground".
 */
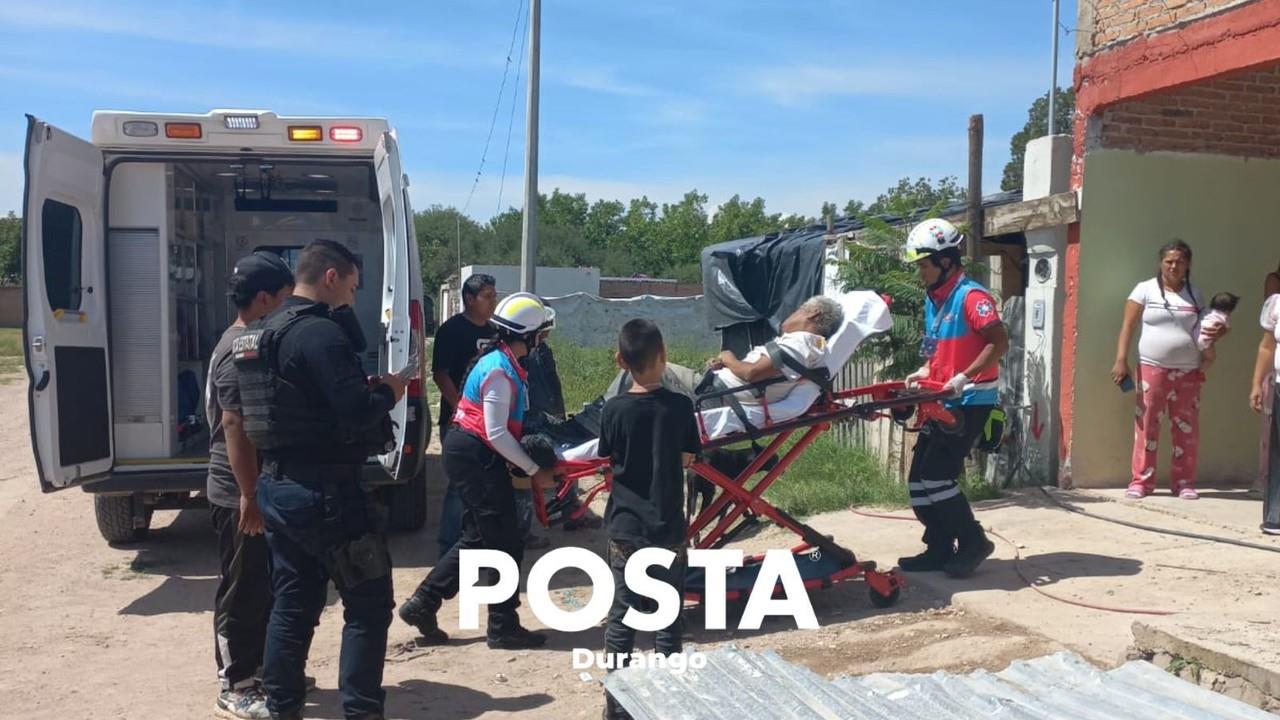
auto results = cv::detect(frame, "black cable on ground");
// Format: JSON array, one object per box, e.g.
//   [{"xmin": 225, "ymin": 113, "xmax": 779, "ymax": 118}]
[{"xmin": 1035, "ymin": 486, "xmax": 1280, "ymax": 555}]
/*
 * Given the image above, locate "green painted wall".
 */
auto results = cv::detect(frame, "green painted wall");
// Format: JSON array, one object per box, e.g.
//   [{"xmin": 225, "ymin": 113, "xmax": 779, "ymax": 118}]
[{"xmin": 1072, "ymin": 150, "xmax": 1280, "ymax": 488}]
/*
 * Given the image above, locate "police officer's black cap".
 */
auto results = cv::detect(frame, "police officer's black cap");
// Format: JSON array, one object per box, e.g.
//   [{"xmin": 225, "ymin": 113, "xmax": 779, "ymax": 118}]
[{"xmin": 231, "ymin": 251, "xmax": 295, "ymax": 296}]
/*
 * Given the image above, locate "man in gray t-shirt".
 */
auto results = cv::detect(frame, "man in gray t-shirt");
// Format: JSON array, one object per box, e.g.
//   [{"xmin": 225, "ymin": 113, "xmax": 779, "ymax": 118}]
[
  {"xmin": 207, "ymin": 324, "xmax": 249, "ymax": 509},
  {"xmin": 207, "ymin": 251, "xmax": 294, "ymax": 719}
]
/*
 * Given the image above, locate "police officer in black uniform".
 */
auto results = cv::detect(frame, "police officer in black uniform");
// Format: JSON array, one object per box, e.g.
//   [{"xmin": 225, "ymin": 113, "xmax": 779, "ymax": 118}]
[{"xmin": 234, "ymin": 240, "xmax": 405, "ymax": 720}]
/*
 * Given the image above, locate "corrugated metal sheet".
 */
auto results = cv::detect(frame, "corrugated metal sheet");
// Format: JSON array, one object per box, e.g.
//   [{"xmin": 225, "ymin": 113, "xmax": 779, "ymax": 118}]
[{"xmin": 603, "ymin": 647, "xmax": 1276, "ymax": 720}]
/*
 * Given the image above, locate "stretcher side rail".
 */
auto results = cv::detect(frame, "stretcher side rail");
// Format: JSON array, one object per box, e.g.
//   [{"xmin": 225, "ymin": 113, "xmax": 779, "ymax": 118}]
[{"xmin": 535, "ymin": 380, "xmax": 957, "ymax": 528}]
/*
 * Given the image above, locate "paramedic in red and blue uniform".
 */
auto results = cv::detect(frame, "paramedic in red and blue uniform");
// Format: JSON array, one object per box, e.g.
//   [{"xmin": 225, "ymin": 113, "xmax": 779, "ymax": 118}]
[
  {"xmin": 898, "ymin": 218, "xmax": 1008, "ymax": 578},
  {"xmin": 397, "ymin": 292, "xmax": 556, "ymax": 650}
]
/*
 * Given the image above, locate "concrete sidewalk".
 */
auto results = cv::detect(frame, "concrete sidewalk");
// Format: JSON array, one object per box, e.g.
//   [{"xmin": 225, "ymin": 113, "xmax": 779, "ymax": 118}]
[{"xmin": 796, "ymin": 486, "xmax": 1280, "ymax": 708}]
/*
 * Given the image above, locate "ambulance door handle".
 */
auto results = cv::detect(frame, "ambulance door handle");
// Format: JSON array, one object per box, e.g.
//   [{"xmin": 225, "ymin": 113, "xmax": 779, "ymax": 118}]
[{"xmin": 30, "ymin": 336, "xmax": 49, "ymax": 390}]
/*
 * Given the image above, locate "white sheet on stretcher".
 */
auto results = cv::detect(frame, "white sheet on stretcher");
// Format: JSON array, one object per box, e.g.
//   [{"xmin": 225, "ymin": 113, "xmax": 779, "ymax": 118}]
[{"xmin": 558, "ymin": 290, "xmax": 892, "ymax": 463}]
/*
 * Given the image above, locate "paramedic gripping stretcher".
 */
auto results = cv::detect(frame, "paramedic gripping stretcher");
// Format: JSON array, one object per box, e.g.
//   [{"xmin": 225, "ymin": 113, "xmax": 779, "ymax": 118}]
[
  {"xmin": 398, "ymin": 292, "xmax": 556, "ymax": 651},
  {"xmin": 898, "ymin": 218, "xmax": 1007, "ymax": 578}
]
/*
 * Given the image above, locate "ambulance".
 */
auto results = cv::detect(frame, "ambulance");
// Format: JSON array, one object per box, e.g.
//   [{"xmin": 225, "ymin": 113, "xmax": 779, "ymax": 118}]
[{"xmin": 21, "ymin": 110, "xmax": 431, "ymax": 544}]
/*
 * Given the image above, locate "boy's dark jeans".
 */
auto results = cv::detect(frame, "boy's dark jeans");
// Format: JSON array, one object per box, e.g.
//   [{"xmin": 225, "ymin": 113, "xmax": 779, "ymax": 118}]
[
  {"xmin": 603, "ymin": 540, "xmax": 686, "ymax": 660},
  {"xmin": 604, "ymin": 540, "xmax": 685, "ymax": 719}
]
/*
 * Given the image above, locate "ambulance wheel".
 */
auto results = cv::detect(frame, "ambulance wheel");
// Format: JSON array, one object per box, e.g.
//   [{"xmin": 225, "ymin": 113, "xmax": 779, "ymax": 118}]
[
  {"xmin": 869, "ymin": 585, "xmax": 900, "ymax": 609},
  {"xmin": 387, "ymin": 468, "xmax": 428, "ymax": 532},
  {"xmin": 94, "ymin": 494, "xmax": 149, "ymax": 545}
]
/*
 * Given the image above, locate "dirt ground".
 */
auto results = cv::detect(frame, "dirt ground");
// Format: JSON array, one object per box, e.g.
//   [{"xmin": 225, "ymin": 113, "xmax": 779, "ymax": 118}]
[{"xmin": 0, "ymin": 377, "xmax": 1069, "ymax": 719}]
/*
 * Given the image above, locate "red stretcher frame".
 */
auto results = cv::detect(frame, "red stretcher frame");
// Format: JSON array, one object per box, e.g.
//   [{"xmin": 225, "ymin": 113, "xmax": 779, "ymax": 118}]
[{"xmin": 534, "ymin": 379, "xmax": 959, "ymax": 607}]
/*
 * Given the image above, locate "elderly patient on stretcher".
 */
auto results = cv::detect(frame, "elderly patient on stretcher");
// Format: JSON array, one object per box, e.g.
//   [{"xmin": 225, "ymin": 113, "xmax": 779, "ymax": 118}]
[{"xmin": 544, "ymin": 292, "xmax": 896, "ymax": 464}]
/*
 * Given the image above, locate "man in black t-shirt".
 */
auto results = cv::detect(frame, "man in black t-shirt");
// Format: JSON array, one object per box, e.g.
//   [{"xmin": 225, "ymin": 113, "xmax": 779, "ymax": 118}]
[
  {"xmin": 597, "ymin": 319, "xmax": 701, "ymax": 720},
  {"xmin": 431, "ymin": 273, "xmax": 497, "ymax": 558}
]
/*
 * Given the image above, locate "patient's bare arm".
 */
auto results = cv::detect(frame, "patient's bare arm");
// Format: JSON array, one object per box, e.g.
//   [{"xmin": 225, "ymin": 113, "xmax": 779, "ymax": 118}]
[{"xmin": 716, "ymin": 350, "xmax": 783, "ymax": 383}]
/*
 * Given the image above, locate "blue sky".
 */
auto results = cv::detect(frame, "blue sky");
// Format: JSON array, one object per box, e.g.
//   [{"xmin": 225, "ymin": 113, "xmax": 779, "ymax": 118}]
[{"xmin": 0, "ymin": 0, "xmax": 1078, "ymax": 221}]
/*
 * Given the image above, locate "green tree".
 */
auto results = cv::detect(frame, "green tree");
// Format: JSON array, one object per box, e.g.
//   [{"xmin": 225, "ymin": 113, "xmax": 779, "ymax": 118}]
[
  {"xmin": 618, "ymin": 196, "xmax": 660, "ymax": 272},
  {"xmin": 543, "ymin": 189, "xmax": 589, "ymax": 229},
  {"xmin": 1002, "ymin": 87, "xmax": 1075, "ymax": 191},
  {"xmin": 0, "ymin": 212, "xmax": 20, "ymax": 285},
  {"xmin": 583, "ymin": 199, "xmax": 625, "ymax": 252},
  {"xmin": 842, "ymin": 199, "xmax": 866, "ymax": 217},
  {"xmin": 867, "ymin": 176, "xmax": 966, "ymax": 216},
  {"xmin": 839, "ymin": 177, "xmax": 971, "ymax": 379},
  {"xmin": 655, "ymin": 190, "xmax": 709, "ymax": 265},
  {"xmin": 708, "ymin": 195, "xmax": 772, "ymax": 245}
]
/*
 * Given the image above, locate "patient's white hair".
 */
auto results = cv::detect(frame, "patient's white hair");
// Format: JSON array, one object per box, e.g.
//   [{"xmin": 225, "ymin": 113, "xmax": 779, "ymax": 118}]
[{"xmin": 801, "ymin": 296, "xmax": 844, "ymax": 338}]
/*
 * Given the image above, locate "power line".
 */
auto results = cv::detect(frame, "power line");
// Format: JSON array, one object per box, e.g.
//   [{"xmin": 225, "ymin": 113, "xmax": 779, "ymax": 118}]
[
  {"xmin": 496, "ymin": 1, "xmax": 529, "ymax": 216},
  {"xmin": 461, "ymin": 0, "xmax": 525, "ymax": 216}
]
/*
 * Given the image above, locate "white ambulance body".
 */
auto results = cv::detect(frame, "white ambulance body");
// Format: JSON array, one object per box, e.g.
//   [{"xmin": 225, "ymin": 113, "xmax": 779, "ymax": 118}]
[{"xmin": 22, "ymin": 110, "xmax": 430, "ymax": 543}]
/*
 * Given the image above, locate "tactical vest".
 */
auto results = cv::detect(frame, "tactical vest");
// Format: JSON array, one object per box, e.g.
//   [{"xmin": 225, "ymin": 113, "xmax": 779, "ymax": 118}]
[{"xmin": 233, "ymin": 303, "xmax": 396, "ymax": 457}]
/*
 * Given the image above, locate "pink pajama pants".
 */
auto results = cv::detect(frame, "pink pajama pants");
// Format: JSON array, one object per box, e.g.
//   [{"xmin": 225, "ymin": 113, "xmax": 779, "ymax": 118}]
[{"xmin": 1131, "ymin": 364, "xmax": 1203, "ymax": 494}]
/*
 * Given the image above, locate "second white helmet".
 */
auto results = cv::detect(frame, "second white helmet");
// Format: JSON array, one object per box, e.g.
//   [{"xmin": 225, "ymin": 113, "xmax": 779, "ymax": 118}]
[
  {"xmin": 903, "ymin": 218, "xmax": 964, "ymax": 262},
  {"xmin": 491, "ymin": 292, "xmax": 551, "ymax": 335}
]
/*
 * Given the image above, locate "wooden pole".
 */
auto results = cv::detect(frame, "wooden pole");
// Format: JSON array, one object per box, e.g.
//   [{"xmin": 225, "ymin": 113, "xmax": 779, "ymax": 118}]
[{"xmin": 967, "ymin": 114, "xmax": 984, "ymax": 267}]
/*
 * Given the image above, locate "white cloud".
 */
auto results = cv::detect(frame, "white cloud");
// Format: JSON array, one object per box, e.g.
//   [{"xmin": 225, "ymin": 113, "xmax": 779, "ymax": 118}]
[
  {"xmin": 560, "ymin": 67, "xmax": 658, "ymax": 97},
  {"xmin": 647, "ymin": 99, "xmax": 709, "ymax": 128},
  {"xmin": 0, "ymin": 152, "xmax": 23, "ymax": 215},
  {"xmin": 746, "ymin": 59, "xmax": 1044, "ymax": 106},
  {"xmin": 0, "ymin": 65, "xmax": 354, "ymax": 118},
  {"xmin": 0, "ymin": 2, "xmax": 485, "ymax": 68}
]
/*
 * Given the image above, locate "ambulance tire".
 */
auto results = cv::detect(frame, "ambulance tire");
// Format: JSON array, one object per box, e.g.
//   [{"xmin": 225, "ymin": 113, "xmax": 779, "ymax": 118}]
[
  {"xmin": 386, "ymin": 467, "xmax": 428, "ymax": 532},
  {"xmin": 94, "ymin": 494, "xmax": 149, "ymax": 545}
]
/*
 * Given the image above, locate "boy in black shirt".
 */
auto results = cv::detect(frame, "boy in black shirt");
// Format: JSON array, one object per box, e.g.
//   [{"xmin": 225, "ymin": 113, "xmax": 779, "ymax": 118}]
[{"xmin": 597, "ymin": 320, "xmax": 701, "ymax": 720}]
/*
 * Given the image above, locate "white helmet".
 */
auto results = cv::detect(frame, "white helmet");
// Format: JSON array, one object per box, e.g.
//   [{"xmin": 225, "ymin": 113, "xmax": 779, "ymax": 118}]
[
  {"xmin": 491, "ymin": 292, "xmax": 551, "ymax": 335},
  {"xmin": 903, "ymin": 218, "xmax": 964, "ymax": 262},
  {"xmin": 542, "ymin": 306, "xmax": 556, "ymax": 331}
]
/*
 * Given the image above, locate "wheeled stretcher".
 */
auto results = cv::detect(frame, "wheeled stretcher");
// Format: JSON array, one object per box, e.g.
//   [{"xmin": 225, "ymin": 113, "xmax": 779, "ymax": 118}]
[{"xmin": 532, "ymin": 291, "xmax": 962, "ymax": 608}]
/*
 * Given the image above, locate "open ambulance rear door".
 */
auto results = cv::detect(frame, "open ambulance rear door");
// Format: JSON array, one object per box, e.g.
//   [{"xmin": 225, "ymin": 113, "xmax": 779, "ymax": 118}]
[
  {"xmin": 22, "ymin": 116, "xmax": 113, "ymax": 491},
  {"xmin": 373, "ymin": 131, "xmax": 411, "ymax": 478}
]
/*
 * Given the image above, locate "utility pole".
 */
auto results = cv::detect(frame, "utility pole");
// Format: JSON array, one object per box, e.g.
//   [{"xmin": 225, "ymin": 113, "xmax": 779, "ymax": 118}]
[
  {"xmin": 1048, "ymin": 0, "xmax": 1061, "ymax": 135},
  {"xmin": 520, "ymin": 0, "xmax": 541, "ymax": 293},
  {"xmin": 967, "ymin": 114, "xmax": 984, "ymax": 267}
]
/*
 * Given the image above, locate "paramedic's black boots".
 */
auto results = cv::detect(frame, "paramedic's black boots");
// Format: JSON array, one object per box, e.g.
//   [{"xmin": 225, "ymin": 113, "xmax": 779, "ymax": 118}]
[
  {"xmin": 399, "ymin": 591, "xmax": 546, "ymax": 649},
  {"xmin": 897, "ymin": 526, "xmax": 953, "ymax": 572},
  {"xmin": 944, "ymin": 532, "xmax": 995, "ymax": 579},
  {"xmin": 897, "ymin": 525, "xmax": 995, "ymax": 577},
  {"xmin": 398, "ymin": 593, "xmax": 448, "ymax": 646},
  {"xmin": 486, "ymin": 625, "xmax": 547, "ymax": 650}
]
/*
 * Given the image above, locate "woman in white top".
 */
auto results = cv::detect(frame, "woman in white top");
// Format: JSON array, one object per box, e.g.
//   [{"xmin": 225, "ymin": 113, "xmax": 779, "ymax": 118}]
[
  {"xmin": 1250, "ymin": 291, "xmax": 1279, "ymax": 534},
  {"xmin": 1251, "ymin": 263, "xmax": 1280, "ymax": 499},
  {"xmin": 1112, "ymin": 240, "xmax": 1215, "ymax": 500}
]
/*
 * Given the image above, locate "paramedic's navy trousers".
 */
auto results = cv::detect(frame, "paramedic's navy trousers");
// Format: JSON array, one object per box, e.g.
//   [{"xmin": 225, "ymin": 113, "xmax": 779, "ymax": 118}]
[
  {"xmin": 257, "ymin": 467, "xmax": 393, "ymax": 719},
  {"xmin": 907, "ymin": 405, "xmax": 989, "ymax": 552},
  {"xmin": 414, "ymin": 429, "xmax": 525, "ymax": 636}
]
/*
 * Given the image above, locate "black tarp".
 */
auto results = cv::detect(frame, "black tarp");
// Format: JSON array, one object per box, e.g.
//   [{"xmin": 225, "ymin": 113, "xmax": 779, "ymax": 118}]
[{"xmin": 701, "ymin": 228, "xmax": 827, "ymax": 356}]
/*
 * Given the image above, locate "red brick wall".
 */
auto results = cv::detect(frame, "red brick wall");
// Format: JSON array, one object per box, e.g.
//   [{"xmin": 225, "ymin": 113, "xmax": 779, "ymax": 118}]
[
  {"xmin": 1097, "ymin": 63, "xmax": 1280, "ymax": 156},
  {"xmin": 1080, "ymin": 0, "xmax": 1257, "ymax": 55},
  {"xmin": 598, "ymin": 279, "xmax": 702, "ymax": 299}
]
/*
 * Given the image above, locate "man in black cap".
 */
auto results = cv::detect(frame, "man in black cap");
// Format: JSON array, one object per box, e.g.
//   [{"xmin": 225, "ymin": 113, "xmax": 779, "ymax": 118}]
[{"xmin": 207, "ymin": 251, "xmax": 295, "ymax": 720}]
